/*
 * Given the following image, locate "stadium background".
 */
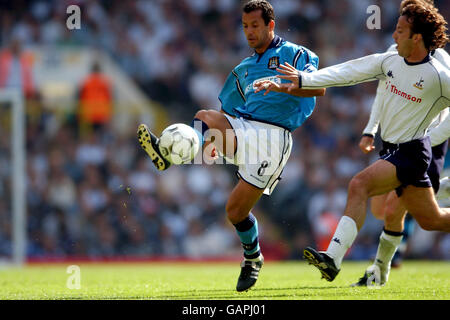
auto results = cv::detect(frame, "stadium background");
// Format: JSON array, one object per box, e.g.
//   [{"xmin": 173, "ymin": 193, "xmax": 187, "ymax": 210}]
[{"xmin": 0, "ymin": 0, "xmax": 449, "ymax": 263}]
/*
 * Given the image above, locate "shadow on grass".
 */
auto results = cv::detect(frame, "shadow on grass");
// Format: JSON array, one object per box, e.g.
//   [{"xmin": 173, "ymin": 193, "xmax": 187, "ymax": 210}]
[
  {"xmin": 47, "ymin": 286, "xmax": 351, "ymax": 300},
  {"xmin": 150, "ymin": 285, "xmax": 344, "ymax": 300}
]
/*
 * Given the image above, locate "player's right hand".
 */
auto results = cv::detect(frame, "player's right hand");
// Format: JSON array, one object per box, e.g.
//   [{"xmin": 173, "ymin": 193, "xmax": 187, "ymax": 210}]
[
  {"xmin": 276, "ymin": 62, "xmax": 300, "ymax": 88},
  {"xmin": 359, "ymin": 136, "xmax": 375, "ymax": 154}
]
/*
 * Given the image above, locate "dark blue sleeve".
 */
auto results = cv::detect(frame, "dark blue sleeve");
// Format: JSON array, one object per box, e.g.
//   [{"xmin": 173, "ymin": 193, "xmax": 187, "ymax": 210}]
[{"xmin": 295, "ymin": 47, "xmax": 319, "ymax": 73}]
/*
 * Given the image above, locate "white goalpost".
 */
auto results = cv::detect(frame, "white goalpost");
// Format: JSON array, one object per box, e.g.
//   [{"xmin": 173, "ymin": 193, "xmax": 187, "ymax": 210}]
[{"xmin": 0, "ymin": 88, "xmax": 26, "ymax": 266}]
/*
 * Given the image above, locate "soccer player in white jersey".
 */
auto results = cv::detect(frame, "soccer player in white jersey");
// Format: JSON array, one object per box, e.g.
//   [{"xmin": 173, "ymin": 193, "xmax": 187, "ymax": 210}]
[
  {"xmin": 355, "ymin": 50, "xmax": 449, "ymax": 286},
  {"xmin": 349, "ymin": 0, "xmax": 450, "ymax": 286},
  {"xmin": 263, "ymin": 2, "xmax": 450, "ymax": 282}
]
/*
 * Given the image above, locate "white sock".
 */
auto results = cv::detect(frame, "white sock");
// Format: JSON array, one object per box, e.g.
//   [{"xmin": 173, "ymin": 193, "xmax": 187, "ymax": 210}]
[
  {"xmin": 325, "ymin": 216, "xmax": 358, "ymax": 269},
  {"xmin": 374, "ymin": 230, "xmax": 403, "ymax": 274}
]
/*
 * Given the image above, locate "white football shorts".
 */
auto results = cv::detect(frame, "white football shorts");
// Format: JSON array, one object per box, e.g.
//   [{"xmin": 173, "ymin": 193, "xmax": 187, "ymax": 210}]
[{"xmin": 222, "ymin": 114, "xmax": 292, "ymax": 195}]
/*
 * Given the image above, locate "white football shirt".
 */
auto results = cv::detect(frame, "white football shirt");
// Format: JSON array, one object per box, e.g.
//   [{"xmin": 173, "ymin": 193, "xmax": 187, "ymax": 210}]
[
  {"xmin": 363, "ymin": 46, "xmax": 450, "ymax": 146},
  {"xmin": 300, "ymin": 51, "xmax": 450, "ymax": 144}
]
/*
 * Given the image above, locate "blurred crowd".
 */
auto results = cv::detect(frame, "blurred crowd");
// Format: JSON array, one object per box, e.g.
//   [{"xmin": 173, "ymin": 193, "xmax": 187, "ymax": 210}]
[{"xmin": 0, "ymin": 0, "xmax": 449, "ymax": 261}]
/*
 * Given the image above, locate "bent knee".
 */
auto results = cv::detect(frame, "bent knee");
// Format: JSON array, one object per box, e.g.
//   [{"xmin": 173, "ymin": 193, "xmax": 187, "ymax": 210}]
[
  {"xmin": 348, "ymin": 175, "xmax": 368, "ymax": 196},
  {"xmin": 194, "ymin": 109, "xmax": 209, "ymax": 121},
  {"xmin": 194, "ymin": 109, "xmax": 220, "ymax": 127}
]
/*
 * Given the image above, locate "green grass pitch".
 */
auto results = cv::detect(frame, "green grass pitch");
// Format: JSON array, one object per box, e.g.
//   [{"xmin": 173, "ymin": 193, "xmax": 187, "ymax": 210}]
[{"xmin": 0, "ymin": 261, "xmax": 448, "ymax": 300}]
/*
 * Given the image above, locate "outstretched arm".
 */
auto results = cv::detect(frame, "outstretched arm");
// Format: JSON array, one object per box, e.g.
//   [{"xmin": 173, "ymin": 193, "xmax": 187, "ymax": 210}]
[
  {"xmin": 277, "ymin": 52, "xmax": 394, "ymax": 89},
  {"xmin": 254, "ymin": 62, "xmax": 325, "ymax": 96},
  {"xmin": 253, "ymin": 79, "xmax": 326, "ymax": 97}
]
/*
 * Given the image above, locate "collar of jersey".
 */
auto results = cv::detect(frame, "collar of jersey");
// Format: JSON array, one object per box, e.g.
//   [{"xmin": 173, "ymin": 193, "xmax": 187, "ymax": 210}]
[
  {"xmin": 254, "ymin": 35, "xmax": 284, "ymax": 62},
  {"xmin": 403, "ymin": 53, "xmax": 431, "ymax": 66}
]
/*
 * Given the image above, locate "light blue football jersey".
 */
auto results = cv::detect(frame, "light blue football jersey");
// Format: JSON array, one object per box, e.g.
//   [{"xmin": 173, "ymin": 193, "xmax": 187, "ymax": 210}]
[{"xmin": 218, "ymin": 35, "xmax": 319, "ymax": 132}]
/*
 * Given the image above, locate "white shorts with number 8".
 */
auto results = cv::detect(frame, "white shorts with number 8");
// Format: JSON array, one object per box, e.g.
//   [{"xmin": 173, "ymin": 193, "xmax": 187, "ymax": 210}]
[{"xmin": 222, "ymin": 114, "xmax": 293, "ymax": 195}]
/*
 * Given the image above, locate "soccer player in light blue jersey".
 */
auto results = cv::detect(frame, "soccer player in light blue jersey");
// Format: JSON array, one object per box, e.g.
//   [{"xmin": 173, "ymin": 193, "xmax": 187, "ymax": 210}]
[{"xmin": 137, "ymin": 0, "xmax": 325, "ymax": 292}]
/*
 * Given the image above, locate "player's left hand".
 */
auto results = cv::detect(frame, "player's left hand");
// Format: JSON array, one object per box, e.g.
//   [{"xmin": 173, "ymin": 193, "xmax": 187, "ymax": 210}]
[
  {"xmin": 276, "ymin": 62, "xmax": 300, "ymax": 88},
  {"xmin": 359, "ymin": 136, "xmax": 375, "ymax": 154},
  {"xmin": 254, "ymin": 80, "xmax": 300, "ymax": 95},
  {"xmin": 254, "ymin": 80, "xmax": 279, "ymax": 95}
]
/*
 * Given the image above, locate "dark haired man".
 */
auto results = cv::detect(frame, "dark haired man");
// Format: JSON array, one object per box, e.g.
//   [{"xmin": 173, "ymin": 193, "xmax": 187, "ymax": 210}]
[
  {"xmin": 352, "ymin": 0, "xmax": 450, "ymax": 286},
  {"xmin": 272, "ymin": 2, "xmax": 450, "ymax": 282},
  {"xmin": 137, "ymin": 0, "xmax": 324, "ymax": 291}
]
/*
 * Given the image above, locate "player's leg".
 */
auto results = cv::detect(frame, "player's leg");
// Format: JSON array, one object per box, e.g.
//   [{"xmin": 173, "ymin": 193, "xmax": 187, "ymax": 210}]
[
  {"xmin": 138, "ymin": 109, "xmax": 235, "ymax": 170},
  {"xmin": 304, "ymin": 159, "xmax": 401, "ymax": 281},
  {"xmin": 226, "ymin": 120, "xmax": 292, "ymax": 292},
  {"xmin": 192, "ymin": 109, "xmax": 236, "ymax": 160},
  {"xmin": 372, "ymin": 192, "xmax": 406, "ymax": 284},
  {"xmin": 378, "ymin": 193, "xmax": 407, "ymax": 275},
  {"xmin": 352, "ymin": 191, "xmax": 406, "ymax": 287},
  {"xmin": 344, "ymin": 160, "xmax": 401, "ymax": 229},
  {"xmin": 226, "ymin": 178, "xmax": 265, "ymax": 292},
  {"xmin": 400, "ymin": 185, "xmax": 450, "ymax": 232},
  {"xmin": 383, "ymin": 191, "xmax": 406, "ymax": 232},
  {"xmin": 393, "ymin": 141, "xmax": 448, "ymax": 266},
  {"xmin": 370, "ymin": 193, "xmax": 389, "ymax": 220},
  {"xmin": 392, "ymin": 213, "xmax": 413, "ymax": 268},
  {"xmin": 399, "ymin": 139, "xmax": 450, "ymax": 232}
]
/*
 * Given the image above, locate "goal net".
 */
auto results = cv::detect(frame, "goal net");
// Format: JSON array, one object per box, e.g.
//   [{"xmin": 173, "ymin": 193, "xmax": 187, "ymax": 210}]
[{"xmin": 0, "ymin": 89, "xmax": 26, "ymax": 267}]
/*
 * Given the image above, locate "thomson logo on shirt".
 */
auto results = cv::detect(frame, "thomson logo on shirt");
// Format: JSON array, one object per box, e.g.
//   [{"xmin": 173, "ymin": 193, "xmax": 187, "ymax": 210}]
[{"xmin": 389, "ymin": 84, "xmax": 422, "ymax": 103}]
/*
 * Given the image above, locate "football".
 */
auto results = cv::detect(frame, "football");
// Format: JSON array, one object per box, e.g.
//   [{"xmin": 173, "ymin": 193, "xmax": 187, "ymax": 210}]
[{"xmin": 159, "ymin": 123, "xmax": 200, "ymax": 165}]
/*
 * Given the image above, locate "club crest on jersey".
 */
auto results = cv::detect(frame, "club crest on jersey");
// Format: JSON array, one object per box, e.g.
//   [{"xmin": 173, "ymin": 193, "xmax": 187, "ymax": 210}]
[
  {"xmin": 413, "ymin": 77, "xmax": 424, "ymax": 90},
  {"xmin": 268, "ymin": 56, "xmax": 280, "ymax": 70}
]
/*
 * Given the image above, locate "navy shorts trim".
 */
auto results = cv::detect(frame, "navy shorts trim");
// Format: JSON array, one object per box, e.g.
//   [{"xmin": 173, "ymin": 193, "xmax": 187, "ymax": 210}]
[{"xmin": 379, "ymin": 137, "xmax": 433, "ymax": 196}]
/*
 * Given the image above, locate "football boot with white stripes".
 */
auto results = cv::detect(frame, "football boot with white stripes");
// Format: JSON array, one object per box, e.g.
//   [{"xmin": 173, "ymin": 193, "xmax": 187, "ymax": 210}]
[
  {"xmin": 236, "ymin": 256, "xmax": 264, "ymax": 292},
  {"xmin": 137, "ymin": 124, "xmax": 171, "ymax": 171}
]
